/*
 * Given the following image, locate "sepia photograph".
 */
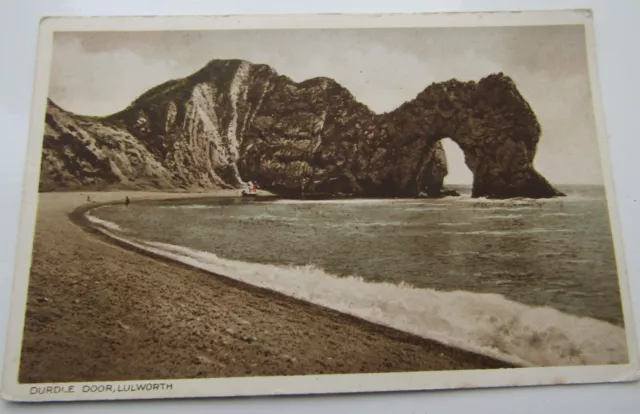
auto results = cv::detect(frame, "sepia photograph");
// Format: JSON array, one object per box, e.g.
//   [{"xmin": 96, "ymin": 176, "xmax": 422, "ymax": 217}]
[{"xmin": 1, "ymin": 10, "xmax": 638, "ymax": 402}]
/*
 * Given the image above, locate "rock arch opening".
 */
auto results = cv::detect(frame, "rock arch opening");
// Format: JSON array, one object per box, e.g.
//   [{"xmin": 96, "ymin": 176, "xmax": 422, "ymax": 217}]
[{"xmin": 440, "ymin": 137, "xmax": 473, "ymax": 191}]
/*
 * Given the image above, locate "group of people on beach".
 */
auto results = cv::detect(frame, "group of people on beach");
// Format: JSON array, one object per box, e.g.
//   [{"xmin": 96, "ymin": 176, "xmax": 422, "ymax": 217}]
[{"xmin": 242, "ymin": 181, "xmax": 260, "ymax": 197}]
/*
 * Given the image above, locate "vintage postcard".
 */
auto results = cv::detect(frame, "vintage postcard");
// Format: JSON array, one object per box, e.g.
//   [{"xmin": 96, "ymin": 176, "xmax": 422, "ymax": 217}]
[{"xmin": 1, "ymin": 9, "xmax": 639, "ymax": 403}]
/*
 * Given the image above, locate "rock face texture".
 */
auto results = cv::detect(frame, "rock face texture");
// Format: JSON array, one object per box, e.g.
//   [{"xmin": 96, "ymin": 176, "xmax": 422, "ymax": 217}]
[
  {"xmin": 41, "ymin": 100, "xmax": 174, "ymax": 192},
  {"xmin": 40, "ymin": 59, "xmax": 563, "ymax": 198}
]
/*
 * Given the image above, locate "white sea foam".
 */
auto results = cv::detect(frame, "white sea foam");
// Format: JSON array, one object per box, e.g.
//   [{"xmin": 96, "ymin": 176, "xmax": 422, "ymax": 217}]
[
  {"xmin": 85, "ymin": 221, "xmax": 628, "ymax": 368},
  {"xmin": 236, "ymin": 213, "xmax": 300, "ymax": 223},
  {"xmin": 457, "ymin": 196, "xmax": 544, "ymax": 205},
  {"xmin": 324, "ymin": 221, "xmax": 408, "ymax": 229},
  {"xmin": 459, "ymin": 194, "xmax": 604, "ymax": 205},
  {"xmin": 85, "ymin": 215, "xmax": 124, "ymax": 232},
  {"xmin": 475, "ymin": 214, "xmax": 525, "ymax": 220},
  {"xmin": 445, "ymin": 228, "xmax": 574, "ymax": 236},
  {"xmin": 462, "ymin": 207, "xmax": 537, "ymax": 212},
  {"xmin": 273, "ymin": 199, "xmax": 393, "ymax": 205},
  {"xmin": 159, "ymin": 204, "xmax": 222, "ymax": 210},
  {"xmin": 143, "ymin": 242, "xmax": 628, "ymax": 367},
  {"xmin": 272, "ymin": 199, "xmax": 449, "ymax": 206},
  {"xmin": 540, "ymin": 212, "xmax": 585, "ymax": 217},
  {"xmin": 403, "ymin": 206, "xmax": 448, "ymax": 212},
  {"xmin": 438, "ymin": 222, "xmax": 471, "ymax": 227}
]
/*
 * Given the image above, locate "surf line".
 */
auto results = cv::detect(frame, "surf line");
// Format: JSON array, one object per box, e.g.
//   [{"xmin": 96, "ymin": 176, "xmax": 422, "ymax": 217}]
[
  {"xmin": 72, "ymin": 202, "xmax": 628, "ymax": 369},
  {"xmin": 68, "ymin": 201, "xmax": 528, "ymax": 368}
]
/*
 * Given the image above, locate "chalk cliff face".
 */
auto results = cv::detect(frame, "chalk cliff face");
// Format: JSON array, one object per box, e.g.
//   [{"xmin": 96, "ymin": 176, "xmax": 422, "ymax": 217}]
[
  {"xmin": 40, "ymin": 59, "xmax": 562, "ymax": 198},
  {"xmin": 41, "ymin": 100, "xmax": 173, "ymax": 191}
]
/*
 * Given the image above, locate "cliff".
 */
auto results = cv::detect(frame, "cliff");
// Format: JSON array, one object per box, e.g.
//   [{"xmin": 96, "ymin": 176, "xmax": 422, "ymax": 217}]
[
  {"xmin": 40, "ymin": 59, "xmax": 563, "ymax": 198},
  {"xmin": 41, "ymin": 100, "xmax": 174, "ymax": 191}
]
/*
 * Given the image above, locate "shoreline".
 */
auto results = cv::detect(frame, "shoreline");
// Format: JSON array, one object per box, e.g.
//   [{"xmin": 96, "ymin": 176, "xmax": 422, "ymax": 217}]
[
  {"xmin": 75, "ymin": 193, "xmax": 524, "ymax": 363},
  {"xmin": 76, "ymin": 196, "xmax": 530, "ymax": 367},
  {"xmin": 19, "ymin": 191, "xmax": 516, "ymax": 384},
  {"xmin": 77, "ymin": 192, "xmax": 629, "ymax": 366}
]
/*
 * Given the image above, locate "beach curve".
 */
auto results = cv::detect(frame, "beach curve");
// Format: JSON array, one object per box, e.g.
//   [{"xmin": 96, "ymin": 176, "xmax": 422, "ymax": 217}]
[{"xmin": 19, "ymin": 191, "xmax": 514, "ymax": 384}]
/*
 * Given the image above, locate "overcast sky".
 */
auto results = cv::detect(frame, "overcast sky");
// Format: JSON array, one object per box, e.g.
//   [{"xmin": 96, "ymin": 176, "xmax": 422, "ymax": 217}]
[{"xmin": 49, "ymin": 25, "xmax": 603, "ymax": 185}]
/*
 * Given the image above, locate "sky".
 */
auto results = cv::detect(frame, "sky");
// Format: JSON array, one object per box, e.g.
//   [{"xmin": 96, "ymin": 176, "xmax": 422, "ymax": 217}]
[{"xmin": 49, "ymin": 25, "xmax": 603, "ymax": 185}]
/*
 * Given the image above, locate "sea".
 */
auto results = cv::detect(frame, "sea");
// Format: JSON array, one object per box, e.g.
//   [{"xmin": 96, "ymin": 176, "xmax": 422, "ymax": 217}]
[{"xmin": 88, "ymin": 184, "xmax": 629, "ymax": 368}]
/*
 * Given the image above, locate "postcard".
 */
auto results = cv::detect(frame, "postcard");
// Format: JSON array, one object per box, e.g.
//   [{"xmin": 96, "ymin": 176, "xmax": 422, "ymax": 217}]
[{"xmin": 1, "ymin": 9, "xmax": 638, "ymax": 403}]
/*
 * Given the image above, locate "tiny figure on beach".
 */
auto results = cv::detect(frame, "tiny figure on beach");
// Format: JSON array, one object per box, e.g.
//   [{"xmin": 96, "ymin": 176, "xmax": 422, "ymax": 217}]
[
  {"xmin": 125, "ymin": 196, "xmax": 130, "ymax": 207},
  {"xmin": 86, "ymin": 196, "xmax": 91, "ymax": 202}
]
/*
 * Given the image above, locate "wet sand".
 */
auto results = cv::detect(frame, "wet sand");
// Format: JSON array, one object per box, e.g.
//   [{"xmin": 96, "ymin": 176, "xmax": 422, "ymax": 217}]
[{"xmin": 18, "ymin": 191, "xmax": 513, "ymax": 384}]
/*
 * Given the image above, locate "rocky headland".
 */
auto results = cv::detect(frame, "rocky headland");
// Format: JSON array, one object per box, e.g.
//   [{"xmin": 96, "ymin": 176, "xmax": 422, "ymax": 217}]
[{"xmin": 40, "ymin": 59, "xmax": 563, "ymax": 199}]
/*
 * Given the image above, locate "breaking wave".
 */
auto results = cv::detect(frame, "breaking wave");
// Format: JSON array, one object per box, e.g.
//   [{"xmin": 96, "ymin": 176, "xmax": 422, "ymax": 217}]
[
  {"xmin": 235, "ymin": 213, "xmax": 300, "ymax": 223},
  {"xmin": 540, "ymin": 212, "xmax": 585, "ymax": 217},
  {"xmin": 475, "ymin": 214, "xmax": 525, "ymax": 220},
  {"xmin": 444, "ymin": 228, "xmax": 574, "ymax": 236},
  {"xmin": 458, "ymin": 193, "xmax": 603, "ymax": 204},
  {"xmin": 273, "ymin": 199, "xmax": 404, "ymax": 205},
  {"xmin": 435, "ymin": 251, "xmax": 520, "ymax": 259},
  {"xmin": 402, "ymin": 206, "xmax": 448, "ymax": 212},
  {"xmin": 225, "ymin": 214, "xmax": 408, "ymax": 227},
  {"xmin": 325, "ymin": 221, "xmax": 408, "ymax": 229},
  {"xmin": 83, "ymin": 211, "xmax": 627, "ymax": 368},
  {"xmin": 458, "ymin": 196, "xmax": 546, "ymax": 206},
  {"xmin": 158, "ymin": 204, "xmax": 222, "ymax": 210},
  {"xmin": 462, "ymin": 207, "xmax": 538, "ymax": 212},
  {"xmin": 85, "ymin": 215, "xmax": 124, "ymax": 232},
  {"xmin": 272, "ymin": 199, "xmax": 451, "ymax": 207}
]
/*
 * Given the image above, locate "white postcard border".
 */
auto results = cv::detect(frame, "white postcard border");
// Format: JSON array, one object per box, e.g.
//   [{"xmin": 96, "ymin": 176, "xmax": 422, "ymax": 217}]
[{"xmin": 2, "ymin": 9, "xmax": 639, "ymax": 403}]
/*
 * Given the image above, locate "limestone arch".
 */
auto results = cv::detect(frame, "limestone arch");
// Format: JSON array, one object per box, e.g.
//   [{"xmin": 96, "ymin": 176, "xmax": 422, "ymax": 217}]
[
  {"xmin": 239, "ymin": 73, "xmax": 563, "ymax": 199},
  {"xmin": 386, "ymin": 73, "xmax": 563, "ymax": 199}
]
